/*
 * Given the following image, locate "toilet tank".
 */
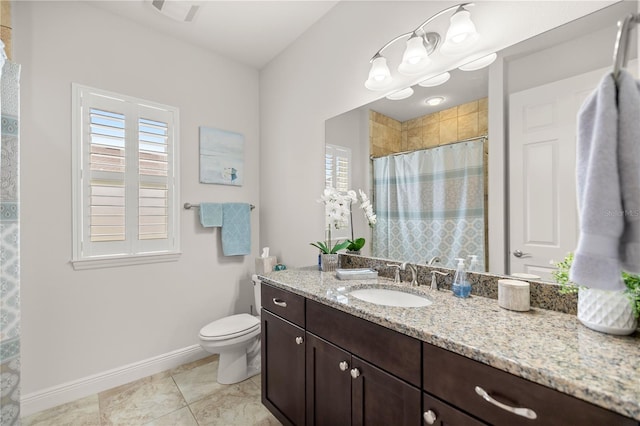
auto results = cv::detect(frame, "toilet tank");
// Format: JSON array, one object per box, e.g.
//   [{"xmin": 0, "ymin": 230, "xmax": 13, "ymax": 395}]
[{"xmin": 252, "ymin": 275, "xmax": 262, "ymax": 314}]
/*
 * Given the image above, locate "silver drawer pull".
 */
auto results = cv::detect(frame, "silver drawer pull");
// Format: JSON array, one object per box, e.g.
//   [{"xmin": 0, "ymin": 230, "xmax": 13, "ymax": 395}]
[
  {"xmin": 475, "ymin": 386, "xmax": 537, "ymax": 420},
  {"xmin": 350, "ymin": 368, "xmax": 360, "ymax": 379},
  {"xmin": 295, "ymin": 336, "xmax": 304, "ymax": 345},
  {"xmin": 339, "ymin": 361, "xmax": 349, "ymax": 371},
  {"xmin": 272, "ymin": 298, "xmax": 287, "ymax": 308}
]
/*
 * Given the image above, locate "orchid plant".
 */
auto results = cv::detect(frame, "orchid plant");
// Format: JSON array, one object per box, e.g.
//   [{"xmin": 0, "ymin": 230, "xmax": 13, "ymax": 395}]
[
  {"xmin": 346, "ymin": 189, "xmax": 377, "ymax": 251},
  {"xmin": 311, "ymin": 187, "xmax": 377, "ymax": 254}
]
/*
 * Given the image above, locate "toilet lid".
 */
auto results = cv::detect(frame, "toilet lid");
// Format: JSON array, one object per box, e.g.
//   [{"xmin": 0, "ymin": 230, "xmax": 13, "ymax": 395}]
[{"xmin": 199, "ymin": 314, "xmax": 260, "ymax": 341}]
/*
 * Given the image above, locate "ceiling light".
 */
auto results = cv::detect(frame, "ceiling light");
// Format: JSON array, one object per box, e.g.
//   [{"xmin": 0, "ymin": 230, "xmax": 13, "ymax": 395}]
[
  {"xmin": 418, "ymin": 72, "xmax": 451, "ymax": 87},
  {"xmin": 365, "ymin": 55, "xmax": 393, "ymax": 90},
  {"xmin": 439, "ymin": 6, "xmax": 479, "ymax": 56},
  {"xmin": 364, "ymin": 3, "xmax": 477, "ymax": 91},
  {"xmin": 386, "ymin": 87, "xmax": 414, "ymax": 101},
  {"xmin": 150, "ymin": 0, "xmax": 201, "ymax": 23},
  {"xmin": 459, "ymin": 52, "xmax": 497, "ymax": 71},
  {"xmin": 425, "ymin": 96, "xmax": 445, "ymax": 106}
]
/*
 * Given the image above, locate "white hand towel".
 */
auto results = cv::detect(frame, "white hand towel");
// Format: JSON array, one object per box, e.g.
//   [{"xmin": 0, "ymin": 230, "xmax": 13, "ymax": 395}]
[
  {"xmin": 570, "ymin": 72, "xmax": 625, "ymax": 290},
  {"xmin": 617, "ymin": 70, "xmax": 640, "ymax": 273}
]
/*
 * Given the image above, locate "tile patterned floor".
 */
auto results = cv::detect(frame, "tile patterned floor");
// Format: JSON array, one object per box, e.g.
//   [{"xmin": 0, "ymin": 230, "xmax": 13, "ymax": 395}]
[{"xmin": 21, "ymin": 355, "xmax": 281, "ymax": 426}]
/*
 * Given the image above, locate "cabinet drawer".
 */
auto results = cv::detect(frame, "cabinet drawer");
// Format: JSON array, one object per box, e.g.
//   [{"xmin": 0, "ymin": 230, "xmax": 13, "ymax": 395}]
[
  {"xmin": 307, "ymin": 300, "xmax": 421, "ymax": 387},
  {"xmin": 423, "ymin": 392, "xmax": 486, "ymax": 426},
  {"xmin": 423, "ymin": 343, "xmax": 636, "ymax": 426},
  {"xmin": 262, "ymin": 283, "xmax": 305, "ymax": 327}
]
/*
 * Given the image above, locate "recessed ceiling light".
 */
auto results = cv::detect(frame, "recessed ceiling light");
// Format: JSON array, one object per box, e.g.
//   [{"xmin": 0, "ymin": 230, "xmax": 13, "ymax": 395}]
[
  {"xmin": 459, "ymin": 52, "xmax": 497, "ymax": 71},
  {"xmin": 425, "ymin": 96, "xmax": 445, "ymax": 106},
  {"xmin": 418, "ymin": 72, "xmax": 451, "ymax": 87},
  {"xmin": 386, "ymin": 87, "xmax": 414, "ymax": 101}
]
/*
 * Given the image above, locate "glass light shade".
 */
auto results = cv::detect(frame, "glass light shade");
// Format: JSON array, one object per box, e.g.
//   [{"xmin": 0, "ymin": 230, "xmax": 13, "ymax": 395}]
[
  {"xmin": 440, "ymin": 8, "xmax": 479, "ymax": 56},
  {"xmin": 398, "ymin": 36, "xmax": 432, "ymax": 76},
  {"xmin": 364, "ymin": 56, "xmax": 393, "ymax": 90},
  {"xmin": 459, "ymin": 52, "xmax": 497, "ymax": 71},
  {"xmin": 386, "ymin": 87, "xmax": 414, "ymax": 100},
  {"xmin": 418, "ymin": 72, "xmax": 451, "ymax": 87}
]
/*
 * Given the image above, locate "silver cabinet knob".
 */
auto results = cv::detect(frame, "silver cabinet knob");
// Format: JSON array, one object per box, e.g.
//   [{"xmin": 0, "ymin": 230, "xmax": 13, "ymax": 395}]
[
  {"xmin": 339, "ymin": 361, "xmax": 349, "ymax": 371},
  {"xmin": 350, "ymin": 368, "xmax": 360, "ymax": 379},
  {"xmin": 295, "ymin": 336, "xmax": 304, "ymax": 345},
  {"xmin": 423, "ymin": 410, "xmax": 437, "ymax": 425}
]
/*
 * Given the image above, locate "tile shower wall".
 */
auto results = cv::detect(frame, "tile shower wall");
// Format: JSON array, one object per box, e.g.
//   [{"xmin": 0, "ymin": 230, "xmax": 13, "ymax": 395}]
[
  {"xmin": 0, "ymin": 60, "xmax": 20, "ymax": 425},
  {"xmin": 370, "ymin": 98, "xmax": 488, "ymax": 158}
]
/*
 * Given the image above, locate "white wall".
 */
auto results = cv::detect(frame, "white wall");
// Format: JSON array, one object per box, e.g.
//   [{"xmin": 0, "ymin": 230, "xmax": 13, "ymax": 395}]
[
  {"xmin": 15, "ymin": 0, "xmax": 260, "ymax": 400},
  {"xmin": 259, "ymin": 1, "xmax": 615, "ymax": 268}
]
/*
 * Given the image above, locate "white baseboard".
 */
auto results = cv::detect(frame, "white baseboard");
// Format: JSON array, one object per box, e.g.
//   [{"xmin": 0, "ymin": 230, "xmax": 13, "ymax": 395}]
[{"xmin": 21, "ymin": 344, "xmax": 209, "ymax": 417}]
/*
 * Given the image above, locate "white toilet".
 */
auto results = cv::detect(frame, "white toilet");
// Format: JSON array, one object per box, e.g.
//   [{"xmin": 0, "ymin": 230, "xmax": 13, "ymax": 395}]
[{"xmin": 198, "ymin": 275, "xmax": 262, "ymax": 384}]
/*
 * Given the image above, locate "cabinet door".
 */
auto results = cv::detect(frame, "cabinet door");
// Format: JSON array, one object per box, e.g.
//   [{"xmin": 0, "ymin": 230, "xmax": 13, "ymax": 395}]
[
  {"xmin": 351, "ymin": 356, "xmax": 421, "ymax": 426},
  {"xmin": 305, "ymin": 333, "xmax": 351, "ymax": 426},
  {"xmin": 262, "ymin": 310, "xmax": 306, "ymax": 426},
  {"xmin": 423, "ymin": 393, "xmax": 487, "ymax": 426}
]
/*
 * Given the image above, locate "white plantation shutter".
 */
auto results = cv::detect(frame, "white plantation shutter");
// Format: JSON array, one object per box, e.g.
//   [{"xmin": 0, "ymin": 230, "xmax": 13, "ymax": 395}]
[
  {"xmin": 325, "ymin": 144, "xmax": 351, "ymax": 193},
  {"xmin": 72, "ymin": 84, "xmax": 180, "ymax": 266}
]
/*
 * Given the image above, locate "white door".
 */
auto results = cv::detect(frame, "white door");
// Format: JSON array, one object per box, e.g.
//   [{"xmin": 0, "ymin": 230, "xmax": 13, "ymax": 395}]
[{"xmin": 508, "ymin": 67, "xmax": 609, "ymax": 280}]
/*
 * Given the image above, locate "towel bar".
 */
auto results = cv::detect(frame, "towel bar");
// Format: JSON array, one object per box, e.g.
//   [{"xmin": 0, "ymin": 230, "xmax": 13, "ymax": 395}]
[{"xmin": 184, "ymin": 202, "xmax": 255, "ymax": 210}]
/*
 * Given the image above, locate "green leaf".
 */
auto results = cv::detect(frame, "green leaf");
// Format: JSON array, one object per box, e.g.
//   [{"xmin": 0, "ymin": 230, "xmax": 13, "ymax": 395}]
[{"xmin": 346, "ymin": 238, "xmax": 365, "ymax": 251}]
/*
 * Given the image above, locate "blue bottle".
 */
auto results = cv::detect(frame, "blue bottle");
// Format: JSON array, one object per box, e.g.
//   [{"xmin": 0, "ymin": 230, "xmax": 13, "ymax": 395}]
[{"xmin": 452, "ymin": 258, "xmax": 471, "ymax": 298}]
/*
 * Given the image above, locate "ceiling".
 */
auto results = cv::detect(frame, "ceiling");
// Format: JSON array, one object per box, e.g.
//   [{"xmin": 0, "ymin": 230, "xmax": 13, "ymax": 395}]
[{"xmin": 89, "ymin": 0, "xmax": 339, "ymax": 69}]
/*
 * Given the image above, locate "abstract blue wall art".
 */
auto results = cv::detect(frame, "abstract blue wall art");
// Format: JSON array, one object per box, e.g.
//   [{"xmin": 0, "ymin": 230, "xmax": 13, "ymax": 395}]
[{"xmin": 199, "ymin": 126, "xmax": 244, "ymax": 186}]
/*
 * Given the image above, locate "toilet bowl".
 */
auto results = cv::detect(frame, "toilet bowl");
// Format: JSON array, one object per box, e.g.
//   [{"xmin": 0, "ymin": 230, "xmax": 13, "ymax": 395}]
[{"xmin": 198, "ymin": 275, "xmax": 262, "ymax": 384}]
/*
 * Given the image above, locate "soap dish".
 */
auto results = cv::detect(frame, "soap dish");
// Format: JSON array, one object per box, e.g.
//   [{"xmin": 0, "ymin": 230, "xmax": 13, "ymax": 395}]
[{"xmin": 335, "ymin": 268, "xmax": 378, "ymax": 280}]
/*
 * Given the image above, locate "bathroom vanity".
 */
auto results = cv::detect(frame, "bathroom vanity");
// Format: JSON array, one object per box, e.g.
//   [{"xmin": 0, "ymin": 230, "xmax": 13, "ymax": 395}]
[{"xmin": 259, "ymin": 269, "xmax": 640, "ymax": 426}]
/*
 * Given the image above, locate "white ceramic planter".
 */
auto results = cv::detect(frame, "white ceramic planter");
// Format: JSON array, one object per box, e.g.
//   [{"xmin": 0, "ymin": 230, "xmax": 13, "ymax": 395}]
[
  {"xmin": 321, "ymin": 254, "xmax": 339, "ymax": 272},
  {"xmin": 577, "ymin": 288, "xmax": 637, "ymax": 335}
]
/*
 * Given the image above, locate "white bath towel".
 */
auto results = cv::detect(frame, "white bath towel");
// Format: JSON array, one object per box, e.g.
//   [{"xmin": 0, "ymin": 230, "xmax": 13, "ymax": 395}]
[
  {"xmin": 617, "ymin": 69, "xmax": 640, "ymax": 273},
  {"xmin": 570, "ymin": 72, "xmax": 625, "ymax": 290}
]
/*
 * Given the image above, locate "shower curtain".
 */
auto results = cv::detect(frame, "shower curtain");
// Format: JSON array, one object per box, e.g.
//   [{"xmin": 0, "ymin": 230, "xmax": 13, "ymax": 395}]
[
  {"xmin": 372, "ymin": 138, "xmax": 485, "ymax": 270},
  {"xmin": 0, "ymin": 58, "xmax": 21, "ymax": 424}
]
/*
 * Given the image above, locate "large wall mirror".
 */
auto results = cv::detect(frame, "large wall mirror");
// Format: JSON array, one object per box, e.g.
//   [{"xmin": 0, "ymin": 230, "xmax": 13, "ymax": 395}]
[{"xmin": 325, "ymin": 1, "xmax": 638, "ymax": 281}]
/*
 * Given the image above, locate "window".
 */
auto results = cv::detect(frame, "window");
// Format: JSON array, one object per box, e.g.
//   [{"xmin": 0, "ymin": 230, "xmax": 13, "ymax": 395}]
[
  {"xmin": 324, "ymin": 144, "xmax": 352, "ymax": 239},
  {"xmin": 72, "ymin": 84, "xmax": 180, "ymax": 269},
  {"xmin": 325, "ymin": 144, "xmax": 351, "ymax": 193}
]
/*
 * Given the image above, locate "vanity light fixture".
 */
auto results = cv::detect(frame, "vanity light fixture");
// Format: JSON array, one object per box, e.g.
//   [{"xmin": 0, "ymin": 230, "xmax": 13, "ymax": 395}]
[
  {"xmin": 418, "ymin": 72, "xmax": 451, "ymax": 87},
  {"xmin": 386, "ymin": 87, "xmax": 415, "ymax": 101},
  {"xmin": 365, "ymin": 3, "xmax": 479, "ymax": 90},
  {"xmin": 425, "ymin": 96, "xmax": 445, "ymax": 106},
  {"xmin": 458, "ymin": 52, "xmax": 497, "ymax": 71}
]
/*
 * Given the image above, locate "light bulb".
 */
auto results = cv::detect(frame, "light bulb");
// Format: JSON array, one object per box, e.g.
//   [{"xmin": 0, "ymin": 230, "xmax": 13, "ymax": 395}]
[
  {"xmin": 364, "ymin": 56, "xmax": 393, "ymax": 90},
  {"xmin": 425, "ymin": 96, "xmax": 445, "ymax": 106},
  {"xmin": 440, "ymin": 7, "xmax": 479, "ymax": 56}
]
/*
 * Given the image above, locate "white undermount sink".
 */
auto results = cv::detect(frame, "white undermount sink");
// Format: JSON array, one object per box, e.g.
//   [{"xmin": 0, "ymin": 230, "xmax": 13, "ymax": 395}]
[{"xmin": 349, "ymin": 288, "xmax": 432, "ymax": 308}]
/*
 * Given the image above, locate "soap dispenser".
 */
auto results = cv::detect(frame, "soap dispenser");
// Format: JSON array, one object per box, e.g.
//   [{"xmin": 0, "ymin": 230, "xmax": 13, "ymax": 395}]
[
  {"xmin": 452, "ymin": 258, "xmax": 471, "ymax": 298},
  {"xmin": 468, "ymin": 255, "xmax": 479, "ymax": 273}
]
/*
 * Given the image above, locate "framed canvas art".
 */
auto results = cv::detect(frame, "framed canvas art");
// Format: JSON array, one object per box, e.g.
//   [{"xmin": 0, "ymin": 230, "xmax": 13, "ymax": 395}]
[{"xmin": 199, "ymin": 127, "xmax": 244, "ymax": 186}]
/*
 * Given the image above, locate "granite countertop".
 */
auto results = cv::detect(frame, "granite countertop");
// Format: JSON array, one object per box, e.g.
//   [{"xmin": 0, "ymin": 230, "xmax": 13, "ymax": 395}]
[{"xmin": 258, "ymin": 269, "xmax": 640, "ymax": 421}]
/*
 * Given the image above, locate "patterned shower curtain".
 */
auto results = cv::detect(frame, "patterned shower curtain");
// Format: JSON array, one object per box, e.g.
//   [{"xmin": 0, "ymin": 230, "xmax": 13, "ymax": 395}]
[
  {"xmin": 0, "ymin": 59, "xmax": 21, "ymax": 424},
  {"xmin": 372, "ymin": 138, "xmax": 486, "ymax": 270}
]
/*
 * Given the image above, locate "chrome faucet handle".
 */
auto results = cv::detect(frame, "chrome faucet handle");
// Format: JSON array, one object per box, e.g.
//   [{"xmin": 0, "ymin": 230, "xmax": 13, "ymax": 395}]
[
  {"xmin": 430, "ymin": 270, "xmax": 449, "ymax": 290},
  {"xmin": 387, "ymin": 263, "xmax": 402, "ymax": 283}
]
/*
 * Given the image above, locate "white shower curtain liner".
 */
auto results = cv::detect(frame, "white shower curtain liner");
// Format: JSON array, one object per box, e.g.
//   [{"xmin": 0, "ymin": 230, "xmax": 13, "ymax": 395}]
[{"xmin": 372, "ymin": 138, "xmax": 486, "ymax": 269}]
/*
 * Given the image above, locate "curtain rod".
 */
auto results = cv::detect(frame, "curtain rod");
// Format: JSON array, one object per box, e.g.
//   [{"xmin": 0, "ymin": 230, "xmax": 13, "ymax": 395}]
[
  {"xmin": 370, "ymin": 135, "xmax": 487, "ymax": 160},
  {"xmin": 184, "ymin": 202, "xmax": 255, "ymax": 210}
]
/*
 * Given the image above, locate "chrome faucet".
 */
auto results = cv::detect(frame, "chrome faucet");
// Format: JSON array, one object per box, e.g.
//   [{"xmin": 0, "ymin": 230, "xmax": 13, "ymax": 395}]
[
  {"xmin": 386, "ymin": 264, "xmax": 402, "ymax": 283},
  {"xmin": 401, "ymin": 262, "xmax": 418, "ymax": 286},
  {"xmin": 430, "ymin": 270, "xmax": 449, "ymax": 290},
  {"xmin": 427, "ymin": 256, "xmax": 441, "ymax": 265}
]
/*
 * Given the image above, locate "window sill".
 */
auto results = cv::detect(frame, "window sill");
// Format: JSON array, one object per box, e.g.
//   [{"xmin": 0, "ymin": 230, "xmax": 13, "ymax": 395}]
[{"xmin": 71, "ymin": 252, "xmax": 182, "ymax": 270}]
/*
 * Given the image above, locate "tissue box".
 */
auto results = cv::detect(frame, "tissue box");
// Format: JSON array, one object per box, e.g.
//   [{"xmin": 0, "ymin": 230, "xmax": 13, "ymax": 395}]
[{"xmin": 255, "ymin": 256, "xmax": 277, "ymax": 274}]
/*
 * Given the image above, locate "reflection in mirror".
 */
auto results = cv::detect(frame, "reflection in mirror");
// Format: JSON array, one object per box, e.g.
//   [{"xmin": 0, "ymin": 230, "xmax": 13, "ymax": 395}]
[{"xmin": 325, "ymin": 1, "xmax": 638, "ymax": 280}]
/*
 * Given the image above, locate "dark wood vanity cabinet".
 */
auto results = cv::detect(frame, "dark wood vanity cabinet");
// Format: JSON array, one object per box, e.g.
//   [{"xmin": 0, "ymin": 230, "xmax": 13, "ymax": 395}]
[
  {"xmin": 261, "ymin": 285, "xmax": 306, "ymax": 426},
  {"xmin": 423, "ymin": 343, "xmax": 637, "ymax": 426},
  {"xmin": 306, "ymin": 332, "xmax": 421, "ymax": 426}
]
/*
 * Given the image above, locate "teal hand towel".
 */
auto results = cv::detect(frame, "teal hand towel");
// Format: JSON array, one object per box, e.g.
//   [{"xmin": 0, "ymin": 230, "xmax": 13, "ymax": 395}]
[
  {"xmin": 222, "ymin": 203, "xmax": 251, "ymax": 256},
  {"xmin": 199, "ymin": 203, "xmax": 223, "ymax": 227}
]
